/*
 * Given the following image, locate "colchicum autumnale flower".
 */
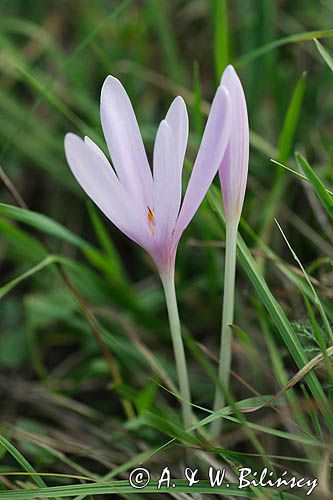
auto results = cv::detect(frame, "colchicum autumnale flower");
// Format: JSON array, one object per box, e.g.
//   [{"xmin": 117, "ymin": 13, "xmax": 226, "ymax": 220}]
[
  {"xmin": 64, "ymin": 75, "xmax": 232, "ymax": 429},
  {"xmin": 212, "ymin": 65, "xmax": 249, "ymax": 438},
  {"xmin": 65, "ymin": 76, "xmax": 231, "ymax": 277}
]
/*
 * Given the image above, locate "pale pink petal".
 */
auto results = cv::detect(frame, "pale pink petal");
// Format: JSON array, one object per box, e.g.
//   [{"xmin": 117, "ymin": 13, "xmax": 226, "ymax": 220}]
[
  {"xmin": 174, "ymin": 85, "xmax": 231, "ymax": 241},
  {"xmin": 165, "ymin": 96, "xmax": 188, "ymax": 168},
  {"xmin": 219, "ymin": 65, "xmax": 249, "ymax": 223},
  {"xmin": 64, "ymin": 133, "xmax": 151, "ymax": 250},
  {"xmin": 153, "ymin": 97, "xmax": 188, "ymax": 243},
  {"xmin": 153, "ymin": 120, "xmax": 181, "ymax": 249},
  {"xmin": 100, "ymin": 76, "xmax": 153, "ymax": 207}
]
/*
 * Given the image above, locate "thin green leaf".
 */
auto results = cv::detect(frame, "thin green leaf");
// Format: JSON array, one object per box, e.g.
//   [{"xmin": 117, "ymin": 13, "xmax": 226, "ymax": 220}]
[
  {"xmin": 258, "ymin": 73, "xmax": 306, "ymax": 267},
  {"xmin": 0, "ymin": 203, "xmax": 87, "ymax": 248},
  {"xmin": 270, "ymin": 159, "xmax": 333, "ymax": 196},
  {"xmin": 213, "ymin": 0, "xmax": 229, "ymax": 81},
  {"xmin": 0, "ymin": 435, "xmax": 46, "ymax": 489},
  {"xmin": 0, "ymin": 479, "xmax": 301, "ymax": 498},
  {"xmin": 237, "ymin": 29, "xmax": 333, "ymax": 67},
  {"xmin": 142, "ymin": 412, "xmax": 202, "ymax": 446},
  {"xmin": 0, "ymin": 255, "xmax": 60, "ymax": 300},
  {"xmin": 278, "ymin": 72, "xmax": 306, "ymax": 163},
  {"xmin": 314, "ymin": 38, "xmax": 333, "ymax": 72},
  {"xmin": 192, "ymin": 61, "xmax": 204, "ymax": 137},
  {"xmin": 295, "ymin": 152, "xmax": 333, "ymax": 218},
  {"xmin": 275, "ymin": 218, "xmax": 333, "ymax": 343}
]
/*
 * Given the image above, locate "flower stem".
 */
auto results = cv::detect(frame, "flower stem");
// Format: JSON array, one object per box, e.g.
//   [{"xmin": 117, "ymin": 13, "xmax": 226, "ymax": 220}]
[
  {"xmin": 211, "ymin": 221, "xmax": 238, "ymax": 438},
  {"xmin": 161, "ymin": 270, "xmax": 192, "ymax": 430}
]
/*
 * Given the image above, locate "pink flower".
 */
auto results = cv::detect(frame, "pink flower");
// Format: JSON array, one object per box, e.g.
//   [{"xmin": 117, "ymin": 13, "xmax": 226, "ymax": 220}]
[
  {"xmin": 65, "ymin": 75, "xmax": 231, "ymax": 275},
  {"xmin": 219, "ymin": 65, "xmax": 249, "ymax": 225}
]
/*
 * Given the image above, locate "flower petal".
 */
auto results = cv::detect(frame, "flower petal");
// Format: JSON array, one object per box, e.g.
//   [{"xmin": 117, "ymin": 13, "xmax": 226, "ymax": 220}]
[
  {"xmin": 153, "ymin": 97, "xmax": 188, "ymax": 244},
  {"xmin": 64, "ymin": 133, "xmax": 151, "ymax": 250},
  {"xmin": 174, "ymin": 85, "xmax": 231, "ymax": 240},
  {"xmin": 165, "ymin": 95, "xmax": 188, "ymax": 169},
  {"xmin": 153, "ymin": 120, "xmax": 181, "ymax": 247},
  {"xmin": 219, "ymin": 65, "xmax": 249, "ymax": 223},
  {"xmin": 100, "ymin": 75, "xmax": 153, "ymax": 207}
]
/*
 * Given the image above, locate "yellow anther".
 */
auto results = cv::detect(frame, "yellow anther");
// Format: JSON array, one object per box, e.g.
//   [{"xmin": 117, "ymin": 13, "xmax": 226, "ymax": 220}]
[
  {"xmin": 148, "ymin": 207, "xmax": 155, "ymax": 235},
  {"xmin": 148, "ymin": 207, "xmax": 154, "ymax": 223}
]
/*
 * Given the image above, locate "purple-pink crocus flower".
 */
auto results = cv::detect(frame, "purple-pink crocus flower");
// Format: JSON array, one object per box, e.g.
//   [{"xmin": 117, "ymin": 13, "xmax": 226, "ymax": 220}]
[
  {"xmin": 219, "ymin": 65, "xmax": 249, "ymax": 224},
  {"xmin": 64, "ymin": 75, "xmax": 231, "ymax": 277}
]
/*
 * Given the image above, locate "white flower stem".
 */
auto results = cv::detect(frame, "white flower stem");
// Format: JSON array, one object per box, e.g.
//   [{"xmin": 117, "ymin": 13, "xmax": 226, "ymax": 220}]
[
  {"xmin": 161, "ymin": 269, "xmax": 192, "ymax": 430},
  {"xmin": 211, "ymin": 221, "xmax": 238, "ymax": 438}
]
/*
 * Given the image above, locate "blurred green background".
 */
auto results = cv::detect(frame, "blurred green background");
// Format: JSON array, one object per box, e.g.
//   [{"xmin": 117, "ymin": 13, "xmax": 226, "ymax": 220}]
[{"xmin": 0, "ymin": 0, "xmax": 333, "ymax": 497}]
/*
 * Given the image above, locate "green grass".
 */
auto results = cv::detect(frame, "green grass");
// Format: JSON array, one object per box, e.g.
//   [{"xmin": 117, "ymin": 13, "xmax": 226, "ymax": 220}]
[{"xmin": 0, "ymin": 0, "xmax": 332, "ymax": 498}]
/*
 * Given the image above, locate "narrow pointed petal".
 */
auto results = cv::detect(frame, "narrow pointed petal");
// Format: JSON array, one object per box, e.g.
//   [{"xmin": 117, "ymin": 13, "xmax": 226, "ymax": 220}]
[
  {"xmin": 64, "ymin": 133, "xmax": 151, "ymax": 250},
  {"xmin": 153, "ymin": 97, "xmax": 188, "ymax": 245},
  {"xmin": 100, "ymin": 75, "xmax": 153, "ymax": 207},
  {"xmin": 219, "ymin": 65, "xmax": 249, "ymax": 223},
  {"xmin": 165, "ymin": 95, "xmax": 188, "ymax": 168},
  {"xmin": 174, "ymin": 85, "xmax": 231, "ymax": 240},
  {"xmin": 153, "ymin": 120, "xmax": 181, "ymax": 251}
]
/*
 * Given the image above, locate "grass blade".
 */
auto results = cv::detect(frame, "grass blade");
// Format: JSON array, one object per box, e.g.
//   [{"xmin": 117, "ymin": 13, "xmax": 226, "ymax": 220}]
[
  {"xmin": 278, "ymin": 72, "xmax": 306, "ymax": 163},
  {"xmin": 296, "ymin": 152, "xmax": 333, "ymax": 218},
  {"xmin": 0, "ymin": 202, "xmax": 87, "ymax": 248},
  {"xmin": 0, "ymin": 435, "xmax": 47, "ymax": 489},
  {"xmin": 258, "ymin": 72, "xmax": 306, "ymax": 271},
  {"xmin": 314, "ymin": 38, "xmax": 333, "ymax": 72},
  {"xmin": 212, "ymin": 0, "xmax": 229, "ymax": 81},
  {"xmin": 237, "ymin": 29, "xmax": 333, "ymax": 67},
  {"xmin": 0, "ymin": 255, "xmax": 59, "ymax": 300},
  {"xmin": 0, "ymin": 479, "xmax": 301, "ymax": 498}
]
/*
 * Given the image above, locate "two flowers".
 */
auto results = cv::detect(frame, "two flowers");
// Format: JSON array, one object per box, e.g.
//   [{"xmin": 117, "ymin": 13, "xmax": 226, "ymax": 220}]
[{"xmin": 65, "ymin": 65, "xmax": 249, "ymax": 435}]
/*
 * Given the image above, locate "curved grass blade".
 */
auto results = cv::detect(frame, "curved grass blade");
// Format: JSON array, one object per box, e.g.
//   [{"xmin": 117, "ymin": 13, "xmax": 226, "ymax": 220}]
[
  {"xmin": 270, "ymin": 159, "xmax": 333, "ymax": 196},
  {"xmin": 0, "ymin": 203, "xmax": 87, "ymax": 248},
  {"xmin": 258, "ymin": 73, "xmax": 306, "ymax": 271},
  {"xmin": 278, "ymin": 73, "xmax": 306, "ymax": 164},
  {"xmin": 0, "ymin": 203, "xmax": 114, "ymax": 278},
  {"xmin": 295, "ymin": 152, "xmax": 333, "ymax": 218},
  {"xmin": 0, "ymin": 435, "xmax": 47, "ymax": 489},
  {"xmin": 314, "ymin": 38, "xmax": 333, "ymax": 72},
  {"xmin": 0, "ymin": 255, "xmax": 61, "ymax": 300},
  {"xmin": 275, "ymin": 219, "xmax": 333, "ymax": 343},
  {"xmin": 237, "ymin": 29, "xmax": 333, "ymax": 67},
  {"xmin": 0, "ymin": 479, "xmax": 301, "ymax": 498}
]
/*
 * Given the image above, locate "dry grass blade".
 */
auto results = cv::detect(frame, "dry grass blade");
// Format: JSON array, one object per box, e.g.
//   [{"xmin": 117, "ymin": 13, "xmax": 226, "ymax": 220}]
[
  {"xmin": 274, "ymin": 346, "xmax": 333, "ymax": 399},
  {"xmin": 0, "ymin": 164, "xmax": 28, "ymax": 209}
]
